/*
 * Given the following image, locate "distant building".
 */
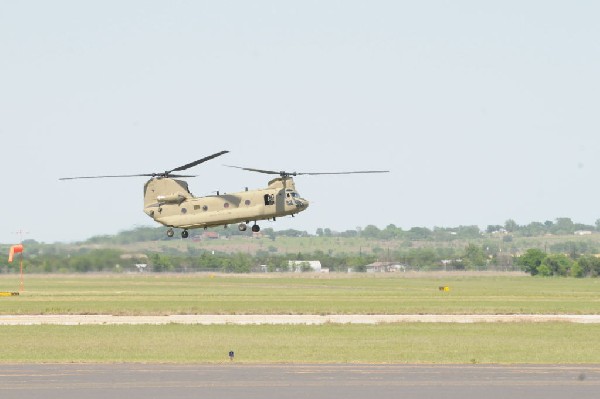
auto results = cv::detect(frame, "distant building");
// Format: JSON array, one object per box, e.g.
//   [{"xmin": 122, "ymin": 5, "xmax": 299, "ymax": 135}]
[
  {"xmin": 202, "ymin": 231, "xmax": 220, "ymax": 239},
  {"xmin": 575, "ymin": 230, "xmax": 593, "ymax": 236},
  {"xmin": 366, "ymin": 262, "xmax": 388, "ymax": 273},
  {"xmin": 134, "ymin": 264, "xmax": 147, "ymax": 272},
  {"xmin": 120, "ymin": 253, "xmax": 149, "ymax": 260},
  {"xmin": 289, "ymin": 260, "xmax": 322, "ymax": 272},
  {"xmin": 365, "ymin": 262, "xmax": 406, "ymax": 273}
]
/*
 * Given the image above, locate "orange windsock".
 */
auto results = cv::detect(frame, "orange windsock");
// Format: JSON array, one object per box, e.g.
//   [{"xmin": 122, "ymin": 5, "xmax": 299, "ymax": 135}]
[{"xmin": 8, "ymin": 244, "xmax": 23, "ymax": 263}]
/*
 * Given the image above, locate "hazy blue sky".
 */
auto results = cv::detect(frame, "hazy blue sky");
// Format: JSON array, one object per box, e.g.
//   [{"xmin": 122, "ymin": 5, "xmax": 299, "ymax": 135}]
[{"xmin": 1, "ymin": 1, "xmax": 599, "ymax": 243}]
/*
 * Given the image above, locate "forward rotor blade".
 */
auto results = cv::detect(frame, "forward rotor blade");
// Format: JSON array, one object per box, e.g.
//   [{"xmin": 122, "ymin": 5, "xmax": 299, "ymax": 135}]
[
  {"xmin": 296, "ymin": 170, "xmax": 390, "ymax": 176},
  {"xmin": 224, "ymin": 165, "xmax": 282, "ymax": 175},
  {"xmin": 170, "ymin": 150, "xmax": 230, "ymax": 173},
  {"xmin": 225, "ymin": 165, "xmax": 389, "ymax": 177},
  {"xmin": 167, "ymin": 174, "xmax": 198, "ymax": 178}
]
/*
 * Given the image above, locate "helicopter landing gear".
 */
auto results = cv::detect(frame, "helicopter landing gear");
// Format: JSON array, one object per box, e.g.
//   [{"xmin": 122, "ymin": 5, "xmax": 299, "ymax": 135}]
[
  {"xmin": 238, "ymin": 223, "xmax": 247, "ymax": 232},
  {"xmin": 167, "ymin": 228, "xmax": 189, "ymax": 238},
  {"xmin": 251, "ymin": 224, "xmax": 260, "ymax": 233}
]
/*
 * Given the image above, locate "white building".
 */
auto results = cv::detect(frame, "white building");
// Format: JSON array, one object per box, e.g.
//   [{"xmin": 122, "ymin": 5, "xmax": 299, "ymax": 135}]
[{"xmin": 288, "ymin": 260, "xmax": 322, "ymax": 272}]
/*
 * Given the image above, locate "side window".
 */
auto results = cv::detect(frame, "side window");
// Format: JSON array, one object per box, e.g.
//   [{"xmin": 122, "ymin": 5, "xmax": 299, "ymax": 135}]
[{"xmin": 264, "ymin": 194, "xmax": 274, "ymax": 206}]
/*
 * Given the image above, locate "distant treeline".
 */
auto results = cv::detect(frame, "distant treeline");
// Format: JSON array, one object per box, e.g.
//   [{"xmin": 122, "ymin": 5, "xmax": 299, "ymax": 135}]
[
  {"xmin": 2, "ymin": 217, "xmax": 600, "ymax": 276},
  {"xmin": 332, "ymin": 217, "xmax": 599, "ymax": 241},
  {"xmin": 78, "ymin": 217, "xmax": 599, "ymax": 245},
  {"xmin": 1, "ymin": 246, "xmax": 378, "ymax": 274},
  {"xmin": 4, "ymin": 243, "xmax": 599, "ymax": 276}
]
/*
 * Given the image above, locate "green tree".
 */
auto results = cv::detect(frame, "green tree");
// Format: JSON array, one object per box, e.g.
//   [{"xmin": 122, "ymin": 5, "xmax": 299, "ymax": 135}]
[
  {"xmin": 463, "ymin": 243, "xmax": 486, "ymax": 269},
  {"xmin": 362, "ymin": 225, "xmax": 381, "ymax": 238},
  {"xmin": 456, "ymin": 225, "xmax": 482, "ymax": 239},
  {"xmin": 536, "ymin": 263, "xmax": 552, "ymax": 276},
  {"xmin": 552, "ymin": 218, "xmax": 575, "ymax": 235},
  {"xmin": 148, "ymin": 253, "xmax": 173, "ymax": 272},
  {"xmin": 407, "ymin": 227, "xmax": 432, "ymax": 240},
  {"xmin": 406, "ymin": 248, "xmax": 437, "ymax": 269},
  {"xmin": 541, "ymin": 254, "xmax": 573, "ymax": 276},
  {"xmin": 230, "ymin": 253, "xmax": 252, "ymax": 273},
  {"xmin": 570, "ymin": 262, "xmax": 584, "ymax": 278},
  {"xmin": 380, "ymin": 224, "xmax": 400, "ymax": 240},
  {"xmin": 486, "ymin": 225, "xmax": 503, "ymax": 233},
  {"xmin": 517, "ymin": 249, "xmax": 546, "ymax": 275},
  {"xmin": 504, "ymin": 219, "xmax": 519, "ymax": 233},
  {"xmin": 521, "ymin": 222, "xmax": 546, "ymax": 237},
  {"xmin": 576, "ymin": 255, "xmax": 600, "ymax": 277}
]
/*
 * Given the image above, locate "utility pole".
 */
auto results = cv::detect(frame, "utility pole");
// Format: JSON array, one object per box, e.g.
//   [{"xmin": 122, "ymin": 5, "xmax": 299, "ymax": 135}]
[{"xmin": 13, "ymin": 229, "xmax": 29, "ymax": 243}]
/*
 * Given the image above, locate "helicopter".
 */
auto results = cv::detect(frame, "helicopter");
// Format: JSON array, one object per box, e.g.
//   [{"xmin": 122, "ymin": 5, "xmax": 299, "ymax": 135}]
[{"xmin": 60, "ymin": 151, "xmax": 389, "ymax": 238}]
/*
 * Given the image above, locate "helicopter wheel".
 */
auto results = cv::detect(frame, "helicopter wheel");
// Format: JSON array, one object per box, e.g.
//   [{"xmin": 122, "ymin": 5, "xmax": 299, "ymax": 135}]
[
  {"xmin": 181, "ymin": 230, "xmax": 189, "ymax": 239},
  {"xmin": 167, "ymin": 228, "xmax": 174, "ymax": 238},
  {"xmin": 251, "ymin": 224, "xmax": 260, "ymax": 233},
  {"xmin": 238, "ymin": 223, "xmax": 247, "ymax": 232}
]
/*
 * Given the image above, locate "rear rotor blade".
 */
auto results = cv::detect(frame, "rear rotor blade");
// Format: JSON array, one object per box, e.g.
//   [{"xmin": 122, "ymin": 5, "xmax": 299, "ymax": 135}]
[
  {"xmin": 59, "ymin": 150, "xmax": 228, "ymax": 181},
  {"xmin": 169, "ymin": 150, "xmax": 229, "ymax": 173},
  {"xmin": 59, "ymin": 173, "xmax": 198, "ymax": 181},
  {"xmin": 59, "ymin": 174, "xmax": 158, "ymax": 181}
]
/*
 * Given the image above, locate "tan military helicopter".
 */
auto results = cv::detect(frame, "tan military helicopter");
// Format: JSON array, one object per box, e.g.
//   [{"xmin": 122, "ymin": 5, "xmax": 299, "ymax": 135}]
[{"xmin": 60, "ymin": 151, "xmax": 389, "ymax": 238}]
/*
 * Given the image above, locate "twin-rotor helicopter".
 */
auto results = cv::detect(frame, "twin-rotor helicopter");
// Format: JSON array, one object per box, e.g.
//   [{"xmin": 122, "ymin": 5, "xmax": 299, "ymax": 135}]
[{"xmin": 60, "ymin": 151, "xmax": 389, "ymax": 238}]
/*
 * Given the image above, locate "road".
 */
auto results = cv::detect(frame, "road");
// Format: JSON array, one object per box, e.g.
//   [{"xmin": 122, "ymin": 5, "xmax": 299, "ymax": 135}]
[{"xmin": 1, "ymin": 364, "xmax": 599, "ymax": 399}]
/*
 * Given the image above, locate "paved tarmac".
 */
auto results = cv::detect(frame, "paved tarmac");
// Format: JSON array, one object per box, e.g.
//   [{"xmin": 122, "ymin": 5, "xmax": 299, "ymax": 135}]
[{"xmin": 1, "ymin": 364, "xmax": 599, "ymax": 399}]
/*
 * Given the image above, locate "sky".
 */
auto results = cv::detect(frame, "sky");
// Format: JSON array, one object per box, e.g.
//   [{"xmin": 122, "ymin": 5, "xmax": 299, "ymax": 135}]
[{"xmin": 1, "ymin": 1, "xmax": 600, "ymax": 243}]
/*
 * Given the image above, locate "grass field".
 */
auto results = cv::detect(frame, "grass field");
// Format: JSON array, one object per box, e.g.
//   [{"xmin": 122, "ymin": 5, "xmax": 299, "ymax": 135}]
[
  {"xmin": 1, "ymin": 323, "xmax": 599, "ymax": 364},
  {"xmin": 1, "ymin": 273, "xmax": 600, "ymax": 364},
  {"xmin": 0, "ymin": 274, "xmax": 599, "ymax": 315}
]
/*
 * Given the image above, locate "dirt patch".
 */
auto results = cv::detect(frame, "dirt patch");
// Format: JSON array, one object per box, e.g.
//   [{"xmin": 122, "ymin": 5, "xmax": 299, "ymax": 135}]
[{"xmin": 1, "ymin": 314, "xmax": 598, "ymax": 325}]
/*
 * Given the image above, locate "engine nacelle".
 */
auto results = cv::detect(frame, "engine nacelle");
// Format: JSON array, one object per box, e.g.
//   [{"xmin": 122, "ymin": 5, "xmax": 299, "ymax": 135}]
[{"xmin": 156, "ymin": 193, "xmax": 186, "ymax": 204}]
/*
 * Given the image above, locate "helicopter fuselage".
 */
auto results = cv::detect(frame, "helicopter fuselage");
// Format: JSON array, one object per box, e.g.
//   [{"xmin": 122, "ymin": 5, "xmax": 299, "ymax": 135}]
[
  {"xmin": 59, "ymin": 150, "xmax": 387, "ymax": 239},
  {"xmin": 143, "ymin": 176, "xmax": 309, "ymax": 232}
]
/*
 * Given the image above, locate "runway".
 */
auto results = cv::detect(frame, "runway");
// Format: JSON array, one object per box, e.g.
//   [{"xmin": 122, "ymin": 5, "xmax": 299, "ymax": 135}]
[
  {"xmin": 1, "ymin": 364, "xmax": 599, "ymax": 399},
  {"xmin": 1, "ymin": 314, "xmax": 600, "ymax": 325}
]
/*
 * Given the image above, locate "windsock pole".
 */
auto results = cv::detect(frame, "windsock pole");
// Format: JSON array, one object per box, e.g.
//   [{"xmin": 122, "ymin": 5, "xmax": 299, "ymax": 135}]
[
  {"xmin": 8, "ymin": 244, "xmax": 24, "ymax": 292},
  {"xmin": 19, "ymin": 252, "xmax": 24, "ymax": 292}
]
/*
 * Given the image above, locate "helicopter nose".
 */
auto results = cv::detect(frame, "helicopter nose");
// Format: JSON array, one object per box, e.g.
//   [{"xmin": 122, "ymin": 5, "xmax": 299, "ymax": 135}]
[{"xmin": 297, "ymin": 199, "xmax": 309, "ymax": 209}]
